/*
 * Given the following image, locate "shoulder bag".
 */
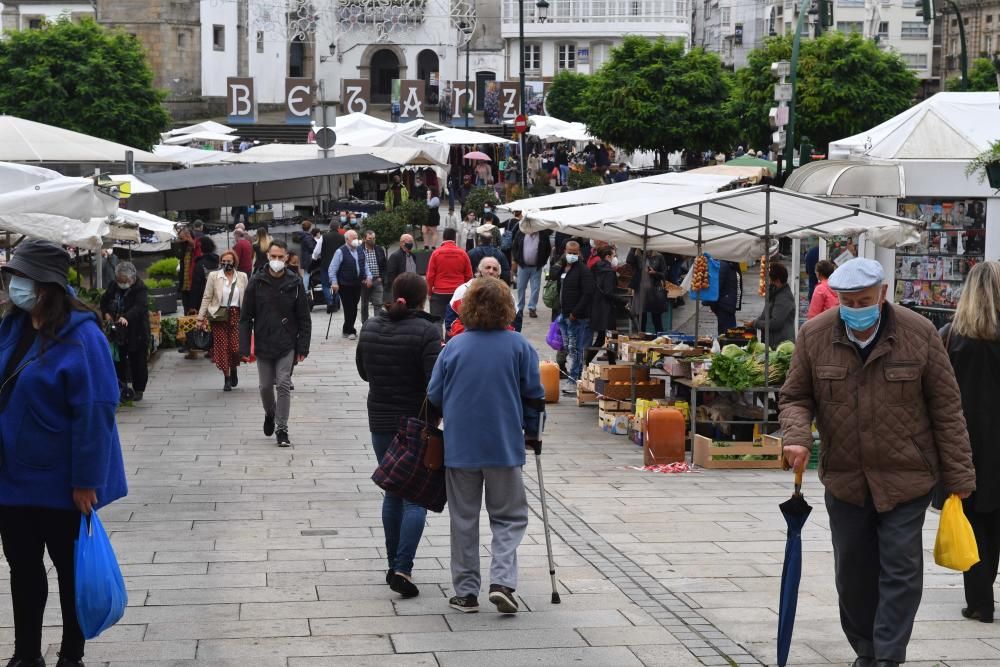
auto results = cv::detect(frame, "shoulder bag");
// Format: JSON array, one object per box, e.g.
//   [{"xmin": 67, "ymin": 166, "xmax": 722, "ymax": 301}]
[
  {"xmin": 209, "ymin": 276, "xmax": 238, "ymax": 323},
  {"xmin": 371, "ymin": 399, "xmax": 446, "ymax": 512}
]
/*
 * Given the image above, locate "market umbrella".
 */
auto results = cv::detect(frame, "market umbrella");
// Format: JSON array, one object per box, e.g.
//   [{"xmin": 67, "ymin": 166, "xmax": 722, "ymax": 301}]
[
  {"xmin": 777, "ymin": 468, "xmax": 812, "ymax": 667},
  {"xmin": 464, "ymin": 151, "xmax": 491, "ymax": 161},
  {"xmin": 726, "ymin": 154, "xmax": 778, "ymax": 176}
]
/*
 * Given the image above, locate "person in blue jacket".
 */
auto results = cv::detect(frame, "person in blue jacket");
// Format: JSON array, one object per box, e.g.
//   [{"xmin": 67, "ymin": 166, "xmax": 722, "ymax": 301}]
[
  {"xmin": 427, "ymin": 277, "xmax": 545, "ymax": 616},
  {"xmin": 0, "ymin": 240, "xmax": 128, "ymax": 667}
]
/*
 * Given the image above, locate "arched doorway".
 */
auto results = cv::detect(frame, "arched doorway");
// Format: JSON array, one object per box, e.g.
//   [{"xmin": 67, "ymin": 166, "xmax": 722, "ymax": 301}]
[
  {"xmin": 370, "ymin": 49, "xmax": 400, "ymax": 103},
  {"xmin": 417, "ymin": 49, "xmax": 440, "ymax": 104}
]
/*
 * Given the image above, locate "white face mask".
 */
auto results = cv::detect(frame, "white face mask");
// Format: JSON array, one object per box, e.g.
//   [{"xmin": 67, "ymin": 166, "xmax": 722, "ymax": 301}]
[
  {"xmin": 610, "ymin": 256, "xmax": 620, "ymax": 268},
  {"xmin": 565, "ymin": 253, "xmax": 579, "ymax": 264},
  {"xmin": 268, "ymin": 259, "xmax": 286, "ymax": 273},
  {"xmin": 116, "ymin": 281, "xmax": 130, "ymax": 290},
  {"xmin": 351, "ymin": 239, "xmax": 361, "ymax": 248}
]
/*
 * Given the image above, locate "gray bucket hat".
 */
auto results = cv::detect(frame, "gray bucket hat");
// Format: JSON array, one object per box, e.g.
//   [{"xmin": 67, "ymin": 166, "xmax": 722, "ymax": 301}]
[{"xmin": 1, "ymin": 239, "xmax": 70, "ymax": 288}]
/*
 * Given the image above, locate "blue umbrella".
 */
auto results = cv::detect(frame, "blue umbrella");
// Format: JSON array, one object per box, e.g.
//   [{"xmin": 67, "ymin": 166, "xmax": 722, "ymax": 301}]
[{"xmin": 777, "ymin": 469, "xmax": 812, "ymax": 667}]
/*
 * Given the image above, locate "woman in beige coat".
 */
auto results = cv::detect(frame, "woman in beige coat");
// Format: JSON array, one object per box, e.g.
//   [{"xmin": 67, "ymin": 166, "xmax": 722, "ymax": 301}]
[{"xmin": 198, "ymin": 249, "xmax": 249, "ymax": 391}]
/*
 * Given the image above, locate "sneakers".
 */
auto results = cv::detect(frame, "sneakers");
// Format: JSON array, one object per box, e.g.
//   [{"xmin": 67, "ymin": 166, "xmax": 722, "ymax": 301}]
[
  {"xmin": 132, "ymin": 391, "xmax": 143, "ymax": 402},
  {"xmin": 385, "ymin": 569, "xmax": 393, "ymax": 585},
  {"xmin": 55, "ymin": 656, "xmax": 84, "ymax": 667},
  {"xmin": 488, "ymin": 584, "xmax": 518, "ymax": 614},
  {"xmin": 561, "ymin": 380, "xmax": 578, "ymax": 396},
  {"xmin": 389, "ymin": 573, "xmax": 420, "ymax": 598},
  {"xmin": 528, "ymin": 309, "xmax": 538, "ymax": 318},
  {"xmin": 263, "ymin": 413, "xmax": 275, "ymax": 437},
  {"xmin": 276, "ymin": 429, "xmax": 290, "ymax": 447},
  {"xmin": 6, "ymin": 658, "xmax": 46, "ymax": 667},
  {"xmin": 448, "ymin": 594, "xmax": 479, "ymax": 613},
  {"xmin": 326, "ymin": 303, "xmax": 335, "ymax": 314},
  {"xmin": 348, "ymin": 333, "xmax": 357, "ymax": 340}
]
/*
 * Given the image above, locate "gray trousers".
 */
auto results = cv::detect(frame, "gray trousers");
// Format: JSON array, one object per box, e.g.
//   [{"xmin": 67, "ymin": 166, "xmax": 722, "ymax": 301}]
[
  {"xmin": 361, "ymin": 279, "xmax": 385, "ymax": 324},
  {"xmin": 826, "ymin": 489, "xmax": 931, "ymax": 663},
  {"xmin": 256, "ymin": 350, "xmax": 294, "ymax": 430},
  {"xmin": 446, "ymin": 466, "xmax": 529, "ymax": 597}
]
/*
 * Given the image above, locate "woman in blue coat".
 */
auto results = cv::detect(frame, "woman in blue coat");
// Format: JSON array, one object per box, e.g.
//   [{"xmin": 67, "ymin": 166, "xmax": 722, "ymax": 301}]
[{"xmin": 0, "ymin": 240, "xmax": 128, "ymax": 667}]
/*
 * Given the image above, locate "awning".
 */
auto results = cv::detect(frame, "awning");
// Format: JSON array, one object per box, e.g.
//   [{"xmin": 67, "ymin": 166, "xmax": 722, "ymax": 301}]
[
  {"xmin": 152, "ymin": 145, "xmax": 232, "ymax": 167},
  {"xmin": 129, "ymin": 154, "xmax": 400, "ymax": 210},
  {"xmin": 421, "ymin": 128, "xmax": 515, "ymax": 146},
  {"xmin": 0, "ymin": 115, "xmax": 177, "ymax": 165},
  {"xmin": 519, "ymin": 184, "xmax": 920, "ymax": 261},
  {"xmin": 783, "ymin": 160, "xmax": 906, "ymax": 198},
  {"xmin": 165, "ymin": 121, "xmax": 236, "ymax": 138},
  {"xmin": 690, "ymin": 164, "xmax": 770, "ymax": 183},
  {"xmin": 223, "ymin": 141, "xmax": 448, "ymax": 167},
  {"xmin": 162, "ymin": 132, "xmax": 239, "ymax": 145}
]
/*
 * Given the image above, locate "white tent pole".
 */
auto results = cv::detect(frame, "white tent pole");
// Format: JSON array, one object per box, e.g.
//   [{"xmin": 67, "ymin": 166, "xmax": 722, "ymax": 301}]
[
  {"xmin": 637, "ymin": 215, "xmax": 649, "ymax": 335},
  {"xmin": 792, "ymin": 237, "xmax": 801, "ymax": 337},
  {"xmin": 763, "ymin": 186, "xmax": 772, "ymax": 399},
  {"xmin": 695, "ymin": 203, "xmax": 702, "ymax": 344}
]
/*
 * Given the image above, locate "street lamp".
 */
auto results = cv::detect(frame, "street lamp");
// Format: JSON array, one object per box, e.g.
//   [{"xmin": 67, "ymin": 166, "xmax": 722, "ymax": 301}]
[
  {"xmin": 536, "ymin": 0, "xmax": 549, "ymax": 22},
  {"xmin": 459, "ymin": 22, "xmax": 472, "ymax": 129}
]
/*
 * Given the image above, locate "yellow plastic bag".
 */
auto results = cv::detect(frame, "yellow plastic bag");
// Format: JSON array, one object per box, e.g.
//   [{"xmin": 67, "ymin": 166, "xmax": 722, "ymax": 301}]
[{"xmin": 934, "ymin": 494, "xmax": 980, "ymax": 572}]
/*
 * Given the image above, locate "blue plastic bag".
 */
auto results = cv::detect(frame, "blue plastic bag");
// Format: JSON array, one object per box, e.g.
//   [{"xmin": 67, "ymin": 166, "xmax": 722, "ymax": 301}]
[
  {"xmin": 689, "ymin": 254, "xmax": 721, "ymax": 303},
  {"xmin": 74, "ymin": 511, "xmax": 127, "ymax": 639}
]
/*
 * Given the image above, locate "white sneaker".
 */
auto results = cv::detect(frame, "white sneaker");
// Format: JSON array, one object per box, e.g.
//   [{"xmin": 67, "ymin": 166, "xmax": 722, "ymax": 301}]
[{"xmin": 561, "ymin": 380, "xmax": 577, "ymax": 395}]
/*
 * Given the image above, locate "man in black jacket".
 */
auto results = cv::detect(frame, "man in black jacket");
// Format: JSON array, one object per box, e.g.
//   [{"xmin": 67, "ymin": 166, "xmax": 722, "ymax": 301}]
[
  {"xmin": 360, "ymin": 230, "xmax": 388, "ymax": 324},
  {"xmin": 383, "ymin": 233, "xmax": 417, "ymax": 304},
  {"xmin": 299, "ymin": 220, "xmax": 317, "ymax": 274},
  {"xmin": 558, "ymin": 240, "xmax": 595, "ymax": 394},
  {"xmin": 239, "ymin": 239, "xmax": 311, "ymax": 447},
  {"xmin": 312, "ymin": 221, "xmax": 345, "ymax": 313},
  {"xmin": 511, "ymin": 226, "xmax": 552, "ymax": 319}
]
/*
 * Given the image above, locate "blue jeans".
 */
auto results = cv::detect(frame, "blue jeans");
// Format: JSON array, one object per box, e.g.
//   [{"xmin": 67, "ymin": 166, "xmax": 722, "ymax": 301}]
[
  {"xmin": 558, "ymin": 165, "xmax": 569, "ymax": 185},
  {"xmin": 559, "ymin": 316, "xmax": 590, "ymax": 382},
  {"xmin": 372, "ymin": 431, "xmax": 427, "ymax": 575},
  {"xmin": 318, "ymin": 264, "xmax": 333, "ymax": 306},
  {"xmin": 516, "ymin": 265, "xmax": 542, "ymax": 313}
]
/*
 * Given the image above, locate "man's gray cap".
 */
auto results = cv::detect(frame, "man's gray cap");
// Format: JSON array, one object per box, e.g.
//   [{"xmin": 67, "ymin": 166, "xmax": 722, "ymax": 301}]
[{"xmin": 828, "ymin": 257, "xmax": 885, "ymax": 292}]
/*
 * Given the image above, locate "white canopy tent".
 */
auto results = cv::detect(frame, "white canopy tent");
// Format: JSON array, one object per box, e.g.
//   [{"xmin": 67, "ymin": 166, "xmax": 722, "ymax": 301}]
[
  {"xmin": 421, "ymin": 128, "xmax": 515, "ymax": 146},
  {"xmin": 524, "ymin": 115, "xmax": 596, "ymax": 143},
  {"xmin": 164, "ymin": 121, "xmax": 235, "ymax": 138},
  {"xmin": 221, "ymin": 141, "xmax": 448, "ymax": 168},
  {"xmin": 161, "ymin": 131, "xmax": 238, "ymax": 146},
  {"xmin": 152, "ymin": 145, "xmax": 232, "ymax": 167},
  {"xmin": 0, "ymin": 162, "xmax": 119, "ymax": 250},
  {"xmin": 0, "ymin": 116, "xmax": 177, "ymax": 165}
]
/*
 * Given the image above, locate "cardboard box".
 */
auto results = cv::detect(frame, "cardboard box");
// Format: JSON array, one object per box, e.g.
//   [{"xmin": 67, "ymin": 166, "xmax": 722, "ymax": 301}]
[
  {"xmin": 598, "ymin": 398, "xmax": 633, "ymax": 413},
  {"xmin": 692, "ymin": 434, "xmax": 782, "ymax": 469},
  {"xmin": 599, "ymin": 412, "xmax": 630, "ymax": 435},
  {"xmin": 595, "ymin": 378, "xmax": 665, "ymax": 401},
  {"xmin": 661, "ymin": 357, "xmax": 692, "ymax": 378}
]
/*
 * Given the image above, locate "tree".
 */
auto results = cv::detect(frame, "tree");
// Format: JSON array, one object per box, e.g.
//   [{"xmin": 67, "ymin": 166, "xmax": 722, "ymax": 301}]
[
  {"xmin": 545, "ymin": 71, "xmax": 590, "ymax": 122},
  {"xmin": 945, "ymin": 58, "xmax": 1000, "ymax": 91},
  {"xmin": 0, "ymin": 17, "xmax": 169, "ymax": 150},
  {"xmin": 580, "ymin": 37, "xmax": 735, "ymax": 164},
  {"xmin": 729, "ymin": 32, "xmax": 917, "ymax": 157}
]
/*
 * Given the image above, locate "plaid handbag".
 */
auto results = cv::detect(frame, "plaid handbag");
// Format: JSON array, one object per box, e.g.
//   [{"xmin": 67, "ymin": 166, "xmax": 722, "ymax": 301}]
[{"xmin": 372, "ymin": 415, "xmax": 447, "ymax": 513}]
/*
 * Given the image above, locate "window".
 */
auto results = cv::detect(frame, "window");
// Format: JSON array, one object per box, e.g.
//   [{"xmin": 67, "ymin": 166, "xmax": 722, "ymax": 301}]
[
  {"xmin": 837, "ymin": 0, "xmax": 864, "ymax": 7},
  {"xmin": 27, "ymin": 18, "xmax": 43, "ymax": 30},
  {"xmin": 836, "ymin": 21, "xmax": 863, "ymax": 34},
  {"xmin": 213, "ymin": 25, "xmax": 225, "ymax": 51},
  {"xmin": 523, "ymin": 43, "xmax": 541, "ymax": 71},
  {"xmin": 256, "ymin": 30, "xmax": 265, "ymax": 53},
  {"xmin": 878, "ymin": 21, "xmax": 889, "ymax": 39},
  {"xmin": 901, "ymin": 21, "xmax": 929, "ymax": 38},
  {"xmin": 177, "ymin": 32, "xmax": 188, "ymax": 49},
  {"xmin": 591, "ymin": 42, "xmax": 611, "ymax": 69},
  {"xmin": 986, "ymin": 14, "xmax": 993, "ymax": 23},
  {"xmin": 558, "ymin": 43, "xmax": 576, "ymax": 70},
  {"xmin": 951, "ymin": 18, "xmax": 957, "ymax": 27},
  {"xmin": 986, "ymin": 35, "xmax": 993, "ymax": 53},
  {"xmin": 901, "ymin": 0, "xmax": 918, "ymax": 6},
  {"xmin": 721, "ymin": 7, "xmax": 731, "ymax": 25},
  {"xmin": 901, "ymin": 52, "xmax": 928, "ymax": 69}
]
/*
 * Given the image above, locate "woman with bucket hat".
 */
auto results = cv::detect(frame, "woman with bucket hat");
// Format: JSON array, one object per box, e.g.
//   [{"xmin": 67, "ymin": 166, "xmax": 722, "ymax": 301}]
[{"xmin": 0, "ymin": 239, "xmax": 128, "ymax": 667}]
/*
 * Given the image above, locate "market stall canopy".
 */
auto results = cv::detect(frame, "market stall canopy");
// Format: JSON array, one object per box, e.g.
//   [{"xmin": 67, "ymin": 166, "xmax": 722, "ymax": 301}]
[
  {"xmin": 0, "ymin": 115, "xmax": 178, "ymax": 165},
  {"xmin": 501, "ymin": 171, "xmax": 736, "ymax": 212},
  {"xmin": 130, "ymin": 154, "xmax": 400, "ymax": 210},
  {"xmin": 828, "ymin": 92, "xmax": 1000, "ymax": 160},
  {"xmin": 220, "ymin": 141, "xmax": 448, "ymax": 167},
  {"xmin": 421, "ymin": 128, "xmax": 515, "ymax": 146},
  {"xmin": 152, "ymin": 145, "xmax": 232, "ymax": 167},
  {"xmin": 161, "ymin": 131, "xmax": 239, "ymax": 145},
  {"xmin": 164, "ymin": 121, "xmax": 235, "ymax": 138},
  {"xmin": 690, "ymin": 164, "xmax": 770, "ymax": 183},
  {"xmin": 0, "ymin": 161, "xmax": 118, "ymax": 250},
  {"xmin": 783, "ymin": 160, "xmax": 906, "ymax": 197},
  {"xmin": 331, "ymin": 113, "xmax": 444, "ymax": 146},
  {"xmin": 112, "ymin": 209, "xmax": 177, "ymax": 239},
  {"xmin": 516, "ymin": 115, "xmax": 596, "ymax": 143},
  {"xmin": 518, "ymin": 185, "xmax": 920, "ymax": 262},
  {"xmin": 106, "ymin": 174, "xmax": 159, "ymax": 194},
  {"xmin": 726, "ymin": 154, "xmax": 778, "ymax": 175}
]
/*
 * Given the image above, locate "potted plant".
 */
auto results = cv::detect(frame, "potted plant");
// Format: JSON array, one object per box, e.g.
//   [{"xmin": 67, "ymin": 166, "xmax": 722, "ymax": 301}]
[
  {"xmin": 965, "ymin": 140, "xmax": 1000, "ymax": 189},
  {"xmin": 145, "ymin": 257, "xmax": 179, "ymax": 314}
]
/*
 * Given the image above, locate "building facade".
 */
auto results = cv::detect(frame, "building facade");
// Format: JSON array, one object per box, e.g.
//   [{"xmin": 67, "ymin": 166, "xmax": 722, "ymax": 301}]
[
  {"xmin": 691, "ymin": 0, "xmax": 767, "ymax": 68},
  {"xmin": 938, "ymin": 0, "xmax": 1000, "ymax": 84},
  {"xmin": 0, "ymin": 0, "xmax": 93, "ymax": 31}
]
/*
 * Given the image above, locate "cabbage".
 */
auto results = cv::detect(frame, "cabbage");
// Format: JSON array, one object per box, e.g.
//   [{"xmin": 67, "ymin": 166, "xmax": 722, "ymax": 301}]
[{"xmin": 721, "ymin": 344, "xmax": 744, "ymax": 358}]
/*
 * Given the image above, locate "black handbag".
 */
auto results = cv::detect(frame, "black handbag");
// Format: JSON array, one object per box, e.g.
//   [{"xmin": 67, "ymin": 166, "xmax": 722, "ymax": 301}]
[{"xmin": 186, "ymin": 328, "xmax": 213, "ymax": 351}]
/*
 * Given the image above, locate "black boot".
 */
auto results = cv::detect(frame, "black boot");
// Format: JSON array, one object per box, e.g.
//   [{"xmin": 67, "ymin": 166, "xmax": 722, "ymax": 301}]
[
  {"xmin": 230, "ymin": 367, "xmax": 238, "ymax": 388},
  {"xmin": 223, "ymin": 377, "xmax": 232, "ymax": 392},
  {"xmin": 55, "ymin": 656, "xmax": 84, "ymax": 667},
  {"xmin": 6, "ymin": 658, "xmax": 45, "ymax": 667}
]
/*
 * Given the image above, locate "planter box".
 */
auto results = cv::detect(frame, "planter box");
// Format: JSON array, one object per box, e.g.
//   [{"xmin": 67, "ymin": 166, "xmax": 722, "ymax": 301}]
[
  {"xmin": 149, "ymin": 287, "xmax": 178, "ymax": 315},
  {"xmin": 987, "ymin": 163, "xmax": 1000, "ymax": 189},
  {"xmin": 693, "ymin": 434, "xmax": 782, "ymax": 469}
]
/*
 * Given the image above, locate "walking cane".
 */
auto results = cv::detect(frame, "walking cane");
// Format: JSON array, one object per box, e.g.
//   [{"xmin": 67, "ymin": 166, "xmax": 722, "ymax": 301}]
[
  {"xmin": 528, "ymin": 409, "xmax": 561, "ymax": 604},
  {"xmin": 325, "ymin": 308, "xmax": 335, "ymax": 340}
]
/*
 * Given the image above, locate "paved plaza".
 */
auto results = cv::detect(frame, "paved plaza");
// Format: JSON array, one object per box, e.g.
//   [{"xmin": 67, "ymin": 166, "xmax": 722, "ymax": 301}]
[{"xmin": 7, "ymin": 299, "xmax": 1000, "ymax": 666}]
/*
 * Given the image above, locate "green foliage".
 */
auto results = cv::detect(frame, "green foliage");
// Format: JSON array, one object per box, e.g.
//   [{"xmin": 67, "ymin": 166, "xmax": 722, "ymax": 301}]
[
  {"xmin": 77, "ymin": 286, "xmax": 103, "ymax": 307},
  {"xmin": 143, "ymin": 278, "xmax": 175, "ymax": 289},
  {"xmin": 147, "ymin": 257, "xmax": 179, "ymax": 281},
  {"xmin": 965, "ymin": 140, "xmax": 1000, "ymax": 183},
  {"xmin": 0, "ymin": 17, "xmax": 169, "ymax": 150},
  {"xmin": 580, "ymin": 37, "xmax": 735, "ymax": 159},
  {"xmin": 159, "ymin": 317, "xmax": 178, "ymax": 349},
  {"xmin": 568, "ymin": 169, "xmax": 603, "ymax": 190},
  {"xmin": 528, "ymin": 170, "xmax": 556, "ymax": 197},
  {"xmin": 945, "ymin": 58, "xmax": 1000, "ymax": 91},
  {"xmin": 545, "ymin": 71, "xmax": 591, "ymax": 122},
  {"xmin": 363, "ymin": 210, "xmax": 409, "ymax": 248},
  {"xmin": 67, "ymin": 267, "xmax": 80, "ymax": 286},
  {"xmin": 729, "ymin": 32, "xmax": 918, "ymax": 157},
  {"xmin": 393, "ymin": 198, "xmax": 428, "ymax": 229},
  {"xmin": 462, "ymin": 187, "xmax": 501, "ymax": 218}
]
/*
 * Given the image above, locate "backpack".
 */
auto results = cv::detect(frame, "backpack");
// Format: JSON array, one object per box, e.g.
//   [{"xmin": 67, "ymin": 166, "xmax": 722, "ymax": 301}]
[
  {"xmin": 500, "ymin": 226, "xmax": 515, "ymax": 252},
  {"xmin": 543, "ymin": 277, "xmax": 559, "ymax": 309}
]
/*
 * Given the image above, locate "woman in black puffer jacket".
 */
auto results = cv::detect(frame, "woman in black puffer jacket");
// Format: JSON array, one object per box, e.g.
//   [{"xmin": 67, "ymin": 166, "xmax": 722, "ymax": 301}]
[{"xmin": 356, "ymin": 272, "xmax": 442, "ymax": 600}]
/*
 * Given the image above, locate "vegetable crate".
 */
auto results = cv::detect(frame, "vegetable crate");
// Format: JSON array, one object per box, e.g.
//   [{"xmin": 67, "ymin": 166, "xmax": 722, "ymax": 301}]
[
  {"xmin": 693, "ymin": 434, "xmax": 783, "ymax": 469},
  {"xmin": 576, "ymin": 384, "xmax": 598, "ymax": 406},
  {"xmin": 175, "ymin": 315, "xmax": 199, "ymax": 344},
  {"xmin": 594, "ymin": 378, "xmax": 665, "ymax": 401}
]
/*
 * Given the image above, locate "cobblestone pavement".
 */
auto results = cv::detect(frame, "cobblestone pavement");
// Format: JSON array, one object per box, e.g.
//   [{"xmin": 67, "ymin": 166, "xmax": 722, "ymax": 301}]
[{"xmin": 6, "ymin": 296, "xmax": 1000, "ymax": 665}]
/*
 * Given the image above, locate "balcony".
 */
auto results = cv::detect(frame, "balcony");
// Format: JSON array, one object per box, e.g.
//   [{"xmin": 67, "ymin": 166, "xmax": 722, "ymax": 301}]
[
  {"xmin": 336, "ymin": 0, "xmax": 425, "ymax": 27},
  {"xmin": 501, "ymin": 0, "xmax": 690, "ymax": 37}
]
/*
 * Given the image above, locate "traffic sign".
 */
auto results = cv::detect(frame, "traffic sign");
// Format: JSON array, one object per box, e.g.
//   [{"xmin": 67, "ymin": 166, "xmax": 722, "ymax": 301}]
[
  {"xmin": 315, "ymin": 127, "xmax": 337, "ymax": 150},
  {"xmin": 774, "ymin": 83, "xmax": 793, "ymax": 102},
  {"xmin": 514, "ymin": 114, "xmax": 528, "ymax": 133}
]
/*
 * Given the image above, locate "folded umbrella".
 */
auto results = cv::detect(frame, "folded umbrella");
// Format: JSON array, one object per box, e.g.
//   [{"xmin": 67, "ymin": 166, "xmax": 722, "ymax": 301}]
[{"xmin": 777, "ymin": 468, "xmax": 812, "ymax": 667}]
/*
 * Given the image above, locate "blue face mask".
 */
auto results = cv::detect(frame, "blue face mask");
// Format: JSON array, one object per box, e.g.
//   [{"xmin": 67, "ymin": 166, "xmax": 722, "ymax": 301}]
[
  {"xmin": 7, "ymin": 275, "xmax": 37, "ymax": 311},
  {"xmin": 839, "ymin": 303, "xmax": 880, "ymax": 331}
]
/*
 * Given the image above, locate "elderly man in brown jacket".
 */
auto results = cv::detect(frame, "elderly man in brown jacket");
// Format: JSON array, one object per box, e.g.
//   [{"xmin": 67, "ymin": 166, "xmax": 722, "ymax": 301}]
[{"xmin": 780, "ymin": 258, "xmax": 975, "ymax": 667}]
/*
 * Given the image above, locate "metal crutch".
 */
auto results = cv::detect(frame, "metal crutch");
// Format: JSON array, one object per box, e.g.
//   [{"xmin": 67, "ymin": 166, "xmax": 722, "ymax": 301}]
[{"xmin": 528, "ymin": 409, "xmax": 561, "ymax": 604}]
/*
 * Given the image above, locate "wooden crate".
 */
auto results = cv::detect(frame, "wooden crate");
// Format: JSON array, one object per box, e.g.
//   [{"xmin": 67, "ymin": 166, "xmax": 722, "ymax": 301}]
[
  {"xmin": 598, "ymin": 398, "xmax": 633, "ymax": 413},
  {"xmin": 595, "ymin": 378, "xmax": 665, "ymax": 401},
  {"xmin": 693, "ymin": 434, "xmax": 783, "ymax": 469},
  {"xmin": 576, "ymin": 385, "xmax": 598, "ymax": 406}
]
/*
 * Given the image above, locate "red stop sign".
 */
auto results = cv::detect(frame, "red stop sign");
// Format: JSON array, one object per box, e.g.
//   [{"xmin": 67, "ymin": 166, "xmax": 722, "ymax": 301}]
[{"xmin": 514, "ymin": 114, "xmax": 528, "ymax": 133}]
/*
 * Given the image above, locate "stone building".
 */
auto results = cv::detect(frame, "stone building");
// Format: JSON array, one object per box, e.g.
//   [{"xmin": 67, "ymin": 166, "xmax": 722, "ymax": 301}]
[{"xmin": 938, "ymin": 0, "xmax": 1000, "ymax": 85}]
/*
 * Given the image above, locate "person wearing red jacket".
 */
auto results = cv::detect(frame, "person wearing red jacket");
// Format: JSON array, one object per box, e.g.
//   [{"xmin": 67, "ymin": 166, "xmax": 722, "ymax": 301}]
[
  {"xmin": 426, "ymin": 227, "xmax": 472, "ymax": 331},
  {"xmin": 807, "ymin": 259, "xmax": 839, "ymax": 320}
]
